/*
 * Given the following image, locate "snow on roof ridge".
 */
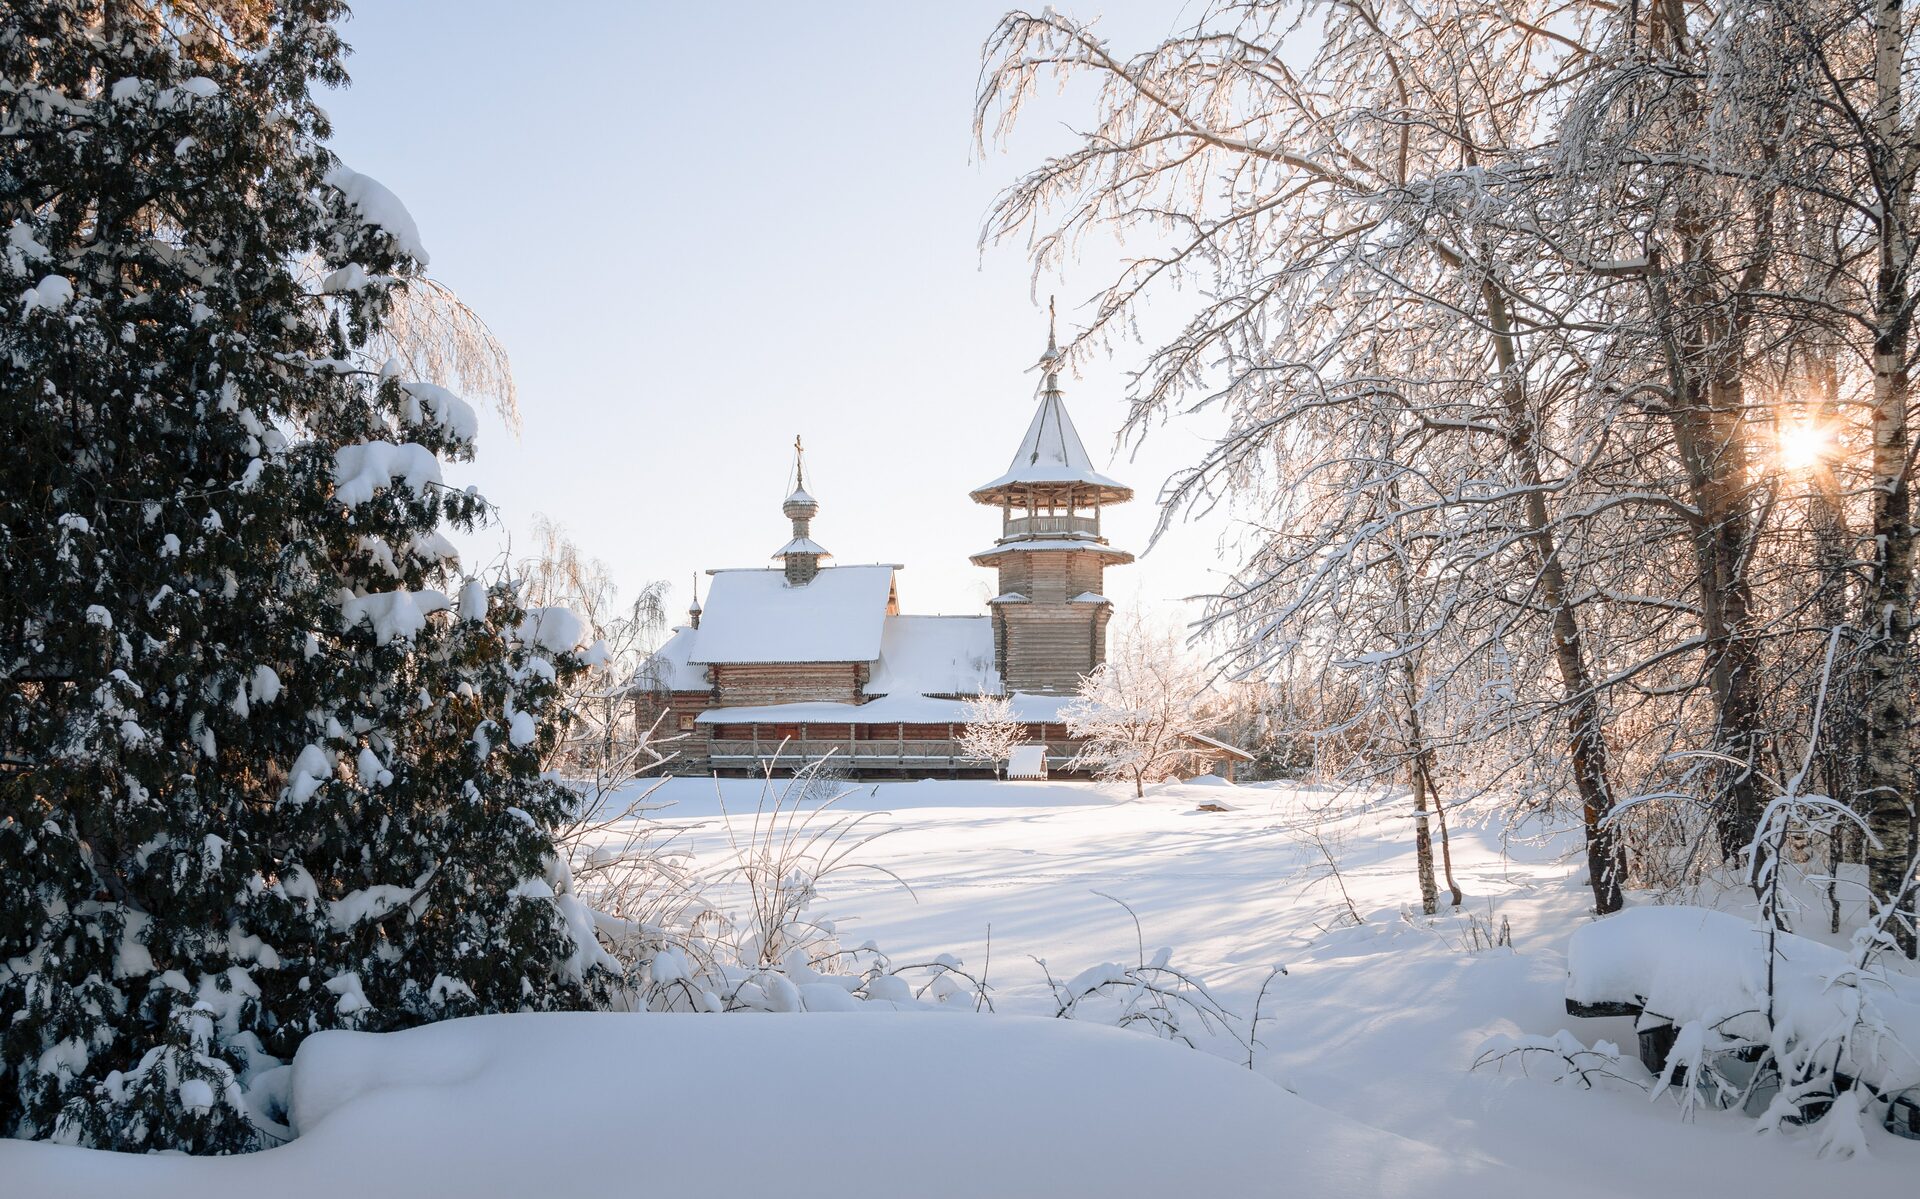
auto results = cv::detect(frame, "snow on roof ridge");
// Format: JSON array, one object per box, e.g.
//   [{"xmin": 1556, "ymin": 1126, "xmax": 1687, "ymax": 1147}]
[{"xmin": 707, "ymin": 562, "xmax": 904, "ymax": 575}]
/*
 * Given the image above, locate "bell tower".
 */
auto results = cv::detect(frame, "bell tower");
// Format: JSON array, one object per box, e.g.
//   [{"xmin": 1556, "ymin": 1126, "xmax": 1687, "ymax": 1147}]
[{"xmin": 970, "ymin": 307, "xmax": 1133, "ymax": 694}]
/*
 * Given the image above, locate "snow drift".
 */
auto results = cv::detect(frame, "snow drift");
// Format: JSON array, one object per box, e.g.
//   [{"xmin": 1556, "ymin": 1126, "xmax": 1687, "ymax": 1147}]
[
  {"xmin": 1566, "ymin": 905, "xmax": 1920, "ymax": 1094},
  {"xmin": 1, "ymin": 1012, "xmax": 1587, "ymax": 1198}
]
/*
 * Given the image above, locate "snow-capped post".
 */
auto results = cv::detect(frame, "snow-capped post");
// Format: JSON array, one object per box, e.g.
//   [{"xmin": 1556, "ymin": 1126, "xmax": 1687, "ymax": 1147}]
[
  {"xmin": 959, "ymin": 693, "xmax": 1024, "ymax": 779},
  {"xmin": 1063, "ymin": 618, "xmax": 1224, "ymax": 798},
  {"xmin": 0, "ymin": 3, "xmax": 610, "ymax": 1151}
]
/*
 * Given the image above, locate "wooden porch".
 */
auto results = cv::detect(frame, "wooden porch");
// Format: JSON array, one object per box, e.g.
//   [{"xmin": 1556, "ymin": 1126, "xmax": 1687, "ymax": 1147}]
[{"xmin": 695, "ymin": 721, "xmax": 1080, "ymax": 777}]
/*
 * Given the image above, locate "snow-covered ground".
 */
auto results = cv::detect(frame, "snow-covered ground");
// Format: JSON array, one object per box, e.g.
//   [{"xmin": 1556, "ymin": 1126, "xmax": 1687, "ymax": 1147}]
[
  {"xmin": 599, "ymin": 774, "xmax": 1919, "ymax": 1193},
  {"xmin": 4, "ymin": 1013, "xmax": 1606, "ymax": 1198},
  {"xmin": 7, "ymin": 775, "xmax": 1915, "ymax": 1195}
]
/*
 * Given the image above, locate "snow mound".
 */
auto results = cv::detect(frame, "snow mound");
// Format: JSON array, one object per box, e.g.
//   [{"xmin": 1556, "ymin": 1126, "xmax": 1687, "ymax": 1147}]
[
  {"xmin": 0, "ymin": 1012, "xmax": 1574, "ymax": 1197},
  {"xmin": 515, "ymin": 607, "xmax": 586, "ymax": 654},
  {"xmin": 324, "ymin": 165, "xmax": 431, "ymax": 265},
  {"xmin": 1567, "ymin": 905, "xmax": 1920, "ymax": 1093},
  {"xmin": 332, "ymin": 441, "xmax": 441, "ymax": 508}
]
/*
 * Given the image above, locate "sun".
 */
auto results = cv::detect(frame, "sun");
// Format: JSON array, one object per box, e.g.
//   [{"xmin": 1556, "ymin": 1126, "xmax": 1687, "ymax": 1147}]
[{"xmin": 1777, "ymin": 420, "xmax": 1828, "ymax": 472}]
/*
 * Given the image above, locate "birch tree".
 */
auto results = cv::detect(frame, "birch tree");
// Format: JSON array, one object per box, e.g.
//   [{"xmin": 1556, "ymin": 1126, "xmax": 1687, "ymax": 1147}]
[
  {"xmin": 960, "ymin": 692, "xmax": 1025, "ymax": 778},
  {"xmin": 1064, "ymin": 620, "xmax": 1225, "ymax": 797},
  {"xmin": 977, "ymin": 1, "xmax": 1631, "ymax": 909},
  {"xmin": 1774, "ymin": 0, "xmax": 1920, "ymax": 950},
  {"xmin": 979, "ymin": 0, "xmax": 1920, "ymax": 946},
  {"xmin": 515, "ymin": 515, "xmax": 668, "ymax": 785}
]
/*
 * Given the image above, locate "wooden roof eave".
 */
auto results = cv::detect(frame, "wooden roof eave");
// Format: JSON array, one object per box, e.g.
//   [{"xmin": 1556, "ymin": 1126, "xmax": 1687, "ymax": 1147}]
[
  {"xmin": 968, "ymin": 482, "xmax": 1134, "ymax": 507},
  {"xmin": 968, "ymin": 544, "xmax": 1135, "ymax": 568}
]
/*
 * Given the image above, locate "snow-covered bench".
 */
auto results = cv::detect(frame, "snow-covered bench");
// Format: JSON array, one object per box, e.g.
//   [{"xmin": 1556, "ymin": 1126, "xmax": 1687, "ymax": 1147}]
[{"xmin": 1564, "ymin": 906, "xmax": 1920, "ymax": 1137}]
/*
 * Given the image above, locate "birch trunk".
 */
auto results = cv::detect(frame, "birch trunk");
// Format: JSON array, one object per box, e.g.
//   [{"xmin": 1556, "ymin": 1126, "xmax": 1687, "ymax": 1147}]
[
  {"xmin": 1807, "ymin": 360, "xmax": 1860, "ymax": 934},
  {"xmin": 1426, "ymin": 764, "xmax": 1464, "ymax": 908},
  {"xmin": 1383, "ymin": 479, "xmax": 1449, "ymax": 915},
  {"xmin": 1862, "ymin": 0, "xmax": 1918, "ymax": 956},
  {"xmin": 1410, "ymin": 761, "xmax": 1441, "ymax": 917},
  {"xmin": 1482, "ymin": 277, "xmax": 1624, "ymax": 914}
]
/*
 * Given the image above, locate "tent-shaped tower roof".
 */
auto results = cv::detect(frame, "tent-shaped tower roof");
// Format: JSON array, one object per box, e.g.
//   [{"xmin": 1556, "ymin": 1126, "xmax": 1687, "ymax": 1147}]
[{"xmin": 970, "ymin": 312, "xmax": 1132, "ymax": 506}]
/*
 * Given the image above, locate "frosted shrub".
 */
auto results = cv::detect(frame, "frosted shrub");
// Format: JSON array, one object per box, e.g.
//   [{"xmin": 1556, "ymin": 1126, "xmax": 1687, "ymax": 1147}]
[
  {"xmin": 1474, "ymin": 1032, "xmax": 1646, "ymax": 1094},
  {"xmin": 572, "ymin": 757, "xmax": 928, "ymax": 1012},
  {"xmin": 1036, "ymin": 894, "xmax": 1254, "ymax": 1058},
  {"xmin": 567, "ymin": 765, "xmax": 1274, "ymax": 1045}
]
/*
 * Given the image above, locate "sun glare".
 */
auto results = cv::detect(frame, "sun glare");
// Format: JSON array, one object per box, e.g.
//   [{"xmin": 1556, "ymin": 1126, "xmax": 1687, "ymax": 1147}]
[{"xmin": 1777, "ymin": 420, "xmax": 1828, "ymax": 472}]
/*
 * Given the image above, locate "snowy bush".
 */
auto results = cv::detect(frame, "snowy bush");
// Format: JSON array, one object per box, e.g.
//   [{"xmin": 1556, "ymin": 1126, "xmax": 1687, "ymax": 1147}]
[
  {"xmin": 1034, "ymin": 894, "xmax": 1260, "ymax": 1059},
  {"xmin": 1552, "ymin": 905, "xmax": 1920, "ymax": 1145},
  {"xmin": 958, "ymin": 692, "xmax": 1024, "ymax": 778},
  {"xmin": 1548, "ymin": 734, "xmax": 1920, "ymax": 1143},
  {"xmin": 1556, "ymin": 719, "xmax": 1920, "ymax": 1141},
  {"xmin": 564, "ymin": 762, "xmax": 1283, "ymax": 1056},
  {"xmin": 573, "ymin": 759, "xmax": 921, "ymax": 1012},
  {"xmin": 1063, "ymin": 618, "xmax": 1227, "ymax": 798},
  {"xmin": 1474, "ymin": 1031, "xmax": 1646, "ymax": 1094}
]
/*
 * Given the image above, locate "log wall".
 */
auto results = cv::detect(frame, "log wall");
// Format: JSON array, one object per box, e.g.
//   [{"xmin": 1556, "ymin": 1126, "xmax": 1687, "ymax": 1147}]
[
  {"xmin": 709, "ymin": 661, "xmax": 865, "ymax": 707},
  {"xmin": 992, "ymin": 548, "xmax": 1113, "ymax": 692},
  {"xmin": 631, "ymin": 687, "xmax": 717, "ymax": 770}
]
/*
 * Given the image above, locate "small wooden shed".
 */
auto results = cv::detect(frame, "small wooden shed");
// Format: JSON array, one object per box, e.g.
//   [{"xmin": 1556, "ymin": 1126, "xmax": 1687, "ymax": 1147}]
[
  {"xmin": 1008, "ymin": 744, "xmax": 1049, "ymax": 780},
  {"xmin": 1185, "ymin": 733, "xmax": 1255, "ymax": 782}
]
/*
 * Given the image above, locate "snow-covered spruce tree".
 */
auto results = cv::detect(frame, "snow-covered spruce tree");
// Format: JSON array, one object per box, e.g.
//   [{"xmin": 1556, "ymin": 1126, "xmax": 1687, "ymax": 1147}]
[{"xmin": 0, "ymin": 1, "xmax": 609, "ymax": 1153}]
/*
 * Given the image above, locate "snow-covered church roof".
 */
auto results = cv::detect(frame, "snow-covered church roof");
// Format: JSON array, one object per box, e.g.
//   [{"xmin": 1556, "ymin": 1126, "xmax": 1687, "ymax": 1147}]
[
  {"xmin": 688, "ymin": 564, "xmax": 898, "ymax": 664},
  {"xmin": 865, "ymin": 615, "xmax": 999, "ymax": 697},
  {"xmin": 634, "ymin": 625, "xmax": 709, "ymax": 691},
  {"xmin": 641, "ymin": 606, "xmax": 1001, "ymax": 702}
]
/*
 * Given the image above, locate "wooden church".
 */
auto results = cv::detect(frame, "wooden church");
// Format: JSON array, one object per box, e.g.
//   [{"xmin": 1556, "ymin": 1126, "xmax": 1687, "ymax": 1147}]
[{"xmin": 633, "ymin": 320, "xmax": 1211, "ymax": 779}]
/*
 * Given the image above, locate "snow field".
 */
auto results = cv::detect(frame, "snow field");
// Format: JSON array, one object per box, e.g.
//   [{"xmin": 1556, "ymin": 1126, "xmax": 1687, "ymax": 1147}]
[
  {"xmin": 604, "ymin": 775, "xmax": 1920, "ymax": 1193},
  {"xmin": 2, "ymin": 1012, "xmax": 1612, "ymax": 1199},
  {"xmin": 7, "ymin": 776, "xmax": 1916, "ymax": 1195}
]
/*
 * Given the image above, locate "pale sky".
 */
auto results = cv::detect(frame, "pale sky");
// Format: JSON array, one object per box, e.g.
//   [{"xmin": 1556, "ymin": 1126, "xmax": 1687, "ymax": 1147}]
[{"xmin": 322, "ymin": 2, "xmax": 1235, "ymax": 633}]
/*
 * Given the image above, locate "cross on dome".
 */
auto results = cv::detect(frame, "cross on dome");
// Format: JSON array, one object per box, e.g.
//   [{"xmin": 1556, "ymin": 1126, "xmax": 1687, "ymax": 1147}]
[{"xmin": 777, "ymin": 432, "xmax": 828, "ymax": 584}]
